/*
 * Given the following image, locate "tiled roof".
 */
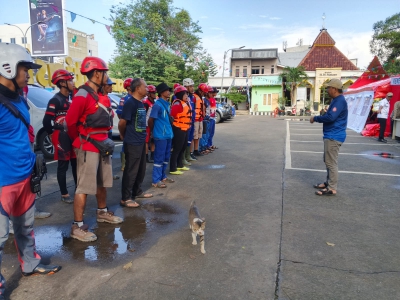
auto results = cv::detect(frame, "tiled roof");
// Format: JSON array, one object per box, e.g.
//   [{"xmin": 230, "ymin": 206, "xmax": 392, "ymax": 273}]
[{"xmin": 299, "ymin": 29, "xmax": 359, "ymax": 71}]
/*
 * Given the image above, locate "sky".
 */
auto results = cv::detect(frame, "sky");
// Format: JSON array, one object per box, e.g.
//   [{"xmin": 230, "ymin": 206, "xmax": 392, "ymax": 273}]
[{"xmin": 1, "ymin": 0, "xmax": 399, "ymax": 75}]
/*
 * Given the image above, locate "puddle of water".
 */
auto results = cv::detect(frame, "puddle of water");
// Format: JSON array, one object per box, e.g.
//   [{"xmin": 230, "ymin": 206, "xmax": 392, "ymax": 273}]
[{"xmin": 4, "ymin": 201, "xmax": 183, "ymax": 263}]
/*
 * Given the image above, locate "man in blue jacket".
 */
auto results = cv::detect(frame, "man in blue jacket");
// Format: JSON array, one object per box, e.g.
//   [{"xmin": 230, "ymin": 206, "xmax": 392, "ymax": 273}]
[
  {"xmin": 148, "ymin": 83, "xmax": 174, "ymax": 187},
  {"xmin": 310, "ymin": 79, "xmax": 348, "ymax": 196}
]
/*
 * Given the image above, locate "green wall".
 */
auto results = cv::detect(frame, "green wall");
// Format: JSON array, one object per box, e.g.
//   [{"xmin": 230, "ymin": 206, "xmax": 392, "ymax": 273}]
[{"xmin": 251, "ymin": 86, "xmax": 282, "ymax": 112}]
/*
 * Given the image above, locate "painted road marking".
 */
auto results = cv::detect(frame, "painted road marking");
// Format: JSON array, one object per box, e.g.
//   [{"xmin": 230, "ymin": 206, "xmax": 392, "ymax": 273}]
[
  {"xmin": 286, "ymin": 167, "xmax": 400, "ymax": 177},
  {"xmin": 291, "ymin": 150, "xmax": 400, "ymax": 158}
]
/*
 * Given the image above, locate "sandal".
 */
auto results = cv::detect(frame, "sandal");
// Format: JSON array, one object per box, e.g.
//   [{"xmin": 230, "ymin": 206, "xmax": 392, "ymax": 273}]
[
  {"xmin": 315, "ymin": 189, "xmax": 336, "ymax": 196},
  {"xmin": 200, "ymin": 151, "xmax": 208, "ymax": 155},
  {"xmin": 152, "ymin": 182, "xmax": 167, "ymax": 188},
  {"xmin": 313, "ymin": 182, "xmax": 328, "ymax": 189},
  {"xmin": 120, "ymin": 200, "xmax": 140, "ymax": 208},
  {"xmin": 211, "ymin": 145, "xmax": 218, "ymax": 150},
  {"xmin": 162, "ymin": 177, "xmax": 175, "ymax": 183},
  {"xmin": 136, "ymin": 192, "xmax": 153, "ymax": 198}
]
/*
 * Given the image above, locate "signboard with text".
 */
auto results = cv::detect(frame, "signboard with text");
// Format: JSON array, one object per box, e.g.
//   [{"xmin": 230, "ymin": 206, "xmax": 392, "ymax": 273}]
[
  {"xmin": 28, "ymin": 0, "xmax": 68, "ymax": 57},
  {"xmin": 344, "ymin": 90, "xmax": 374, "ymax": 133}
]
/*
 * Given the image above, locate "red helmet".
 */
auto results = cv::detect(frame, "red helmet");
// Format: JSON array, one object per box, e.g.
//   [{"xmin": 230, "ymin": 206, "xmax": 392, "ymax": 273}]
[
  {"xmin": 198, "ymin": 83, "xmax": 209, "ymax": 93},
  {"xmin": 173, "ymin": 83, "xmax": 180, "ymax": 89},
  {"xmin": 51, "ymin": 69, "xmax": 74, "ymax": 84},
  {"xmin": 123, "ymin": 78, "xmax": 133, "ymax": 90},
  {"xmin": 207, "ymin": 85, "xmax": 214, "ymax": 93},
  {"xmin": 147, "ymin": 85, "xmax": 156, "ymax": 93},
  {"xmin": 174, "ymin": 85, "xmax": 188, "ymax": 95},
  {"xmin": 80, "ymin": 57, "xmax": 108, "ymax": 75}
]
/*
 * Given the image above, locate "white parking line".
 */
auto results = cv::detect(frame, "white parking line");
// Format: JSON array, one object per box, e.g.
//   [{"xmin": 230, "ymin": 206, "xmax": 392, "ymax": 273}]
[
  {"xmin": 291, "ymin": 134, "xmax": 366, "ymax": 137},
  {"xmin": 290, "ymin": 140, "xmax": 394, "ymax": 145},
  {"xmin": 291, "ymin": 150, "xmax": 400, "ymax": 158},
  {"xmin": 287, "ymin": 167, "xmax": 400, "ymax": 177},
  {"xmin": 286, "ymin": 121, "xmax": 292, "ymax": 169}
]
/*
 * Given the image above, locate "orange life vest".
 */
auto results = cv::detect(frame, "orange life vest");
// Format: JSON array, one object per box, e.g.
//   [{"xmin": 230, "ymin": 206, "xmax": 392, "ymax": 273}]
[
  {"xmin": 193, "ymin": 93, "xmax": 204, "ymax": 121},
  {"xmin": 172, "ymin": 99, "xmax": 192, "ymax": 131}
]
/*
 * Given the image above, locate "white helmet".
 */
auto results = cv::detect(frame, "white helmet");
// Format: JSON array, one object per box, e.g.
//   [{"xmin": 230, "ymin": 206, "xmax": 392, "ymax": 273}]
[
  {"xmin": 183, "ymin": 78, "xmax": 194, "ymax": 86},
  {"xmin": 0, "ymin": 43, "xmax": 42, "ymax": 79}
]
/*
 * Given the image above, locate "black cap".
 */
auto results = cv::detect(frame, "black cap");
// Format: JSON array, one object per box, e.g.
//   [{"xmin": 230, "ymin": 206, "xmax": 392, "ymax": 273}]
[
  {"xmin": 212, "ymin": 87, "xmax": 219, "ymax": 93},
  {"xmin": 156, "ymin": 82, "xmax": 172, "ymax": 94}
]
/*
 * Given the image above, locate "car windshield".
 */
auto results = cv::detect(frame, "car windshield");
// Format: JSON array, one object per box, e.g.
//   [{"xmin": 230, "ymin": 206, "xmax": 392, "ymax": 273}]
[{"xmin": 27, "ymin": 87, "xmax": 55, "ymax": 109}]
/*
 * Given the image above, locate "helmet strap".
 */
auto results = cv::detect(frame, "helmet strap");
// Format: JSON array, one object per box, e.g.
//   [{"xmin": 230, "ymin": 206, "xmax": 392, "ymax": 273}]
[{"xmin": 11, "ymin": 78, "xmax": 22, "ymax": 92}]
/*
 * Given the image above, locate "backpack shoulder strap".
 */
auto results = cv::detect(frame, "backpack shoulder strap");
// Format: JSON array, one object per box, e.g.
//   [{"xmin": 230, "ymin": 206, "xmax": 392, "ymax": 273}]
[
  {"xmin": 78, "ymin": 85, "xmax": 99, "ymax": 102},
  {"xmin": 0, "ymin": 94, "xmax": 29, "ymax": 129}
]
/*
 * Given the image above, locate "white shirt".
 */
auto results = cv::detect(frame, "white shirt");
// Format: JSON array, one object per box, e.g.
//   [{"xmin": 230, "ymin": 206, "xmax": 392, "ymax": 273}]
[{"xmin": 377, "ymin": 98, "xmax": 390, "ymax": 119}]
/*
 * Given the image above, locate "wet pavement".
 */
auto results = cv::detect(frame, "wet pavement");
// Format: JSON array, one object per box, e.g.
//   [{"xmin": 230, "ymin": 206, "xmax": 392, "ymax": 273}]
[{"xmin": 4, "ymin": 201, "xmax": 185, "ymax": 265}]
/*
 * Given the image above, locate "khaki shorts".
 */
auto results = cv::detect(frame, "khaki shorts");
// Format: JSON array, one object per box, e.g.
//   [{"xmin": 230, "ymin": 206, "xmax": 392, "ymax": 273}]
[
  {"xmin": 75, "ymin": 149, "xmax": 113, "ymax": 195},
  {"xmin": 193, "ymin": 121, "xmax": 203, "ymax": 139}
]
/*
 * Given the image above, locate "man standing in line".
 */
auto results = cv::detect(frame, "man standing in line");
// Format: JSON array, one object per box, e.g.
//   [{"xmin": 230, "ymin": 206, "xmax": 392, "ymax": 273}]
[
  {"xmin": 148, "ymin": 83, "xmax": 174, "ymax": 188},
  {"xmin": 310, "ymin": 79, "xmax": 348, "ymax": 196},
  {"xmin": 391, "ymin": 97, "xmax": 400, "ymax": 142},
  {"xmin": 43, "ymin": 69, "xmax": 77, "ymax": 204},
  {"xmin": 119, "ymin": 78, "xmax": 153, "ymax": 208},
  {"xmin": 377, "ymin": 92, "xmax": 393, "ymax": 143},
  {"xmin": 0, "ymin": 43, "xmax": 61, "ymax": 299},
  {"xmin": 182, "ymin": 78, "xmax": 197, "ymax": 162},
  {"xmin": 193, "ymin": 83, "xmax": 208, "ymax": 156},
  {"xmin": 143, "ymin": 84, "xmax": 157, "ymax": 163},
  {"xmin": 66, "ymin": 56, "xmax": 123, "ymax": 242}
]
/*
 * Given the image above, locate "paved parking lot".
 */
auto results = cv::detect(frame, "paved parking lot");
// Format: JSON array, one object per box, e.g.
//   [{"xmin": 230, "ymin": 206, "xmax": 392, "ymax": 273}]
[{"xmin": 280, "ymin": 119, "xmax": 400, "ymax": 300}]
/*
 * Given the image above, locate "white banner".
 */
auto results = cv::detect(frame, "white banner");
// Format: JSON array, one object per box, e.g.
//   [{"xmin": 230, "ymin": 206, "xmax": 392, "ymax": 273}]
[{"xmin": 345, "ymin": 91, "xmax": 374, "ymax": 133}]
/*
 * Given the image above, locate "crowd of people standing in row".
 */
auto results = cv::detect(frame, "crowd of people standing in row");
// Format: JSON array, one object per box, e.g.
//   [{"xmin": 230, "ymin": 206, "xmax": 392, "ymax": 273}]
[{"xmin": 0, "ymin": 42, "xmax": 220, "ymax": 298}]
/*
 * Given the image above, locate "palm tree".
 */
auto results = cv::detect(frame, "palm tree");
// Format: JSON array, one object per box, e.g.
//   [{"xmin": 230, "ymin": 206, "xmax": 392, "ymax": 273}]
[{"xmin": 278, "ymin": 66, "xmax": 308, "ymax": 107}]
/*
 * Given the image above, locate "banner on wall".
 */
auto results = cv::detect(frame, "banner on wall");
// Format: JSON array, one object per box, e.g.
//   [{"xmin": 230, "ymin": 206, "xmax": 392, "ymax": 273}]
[
  {"xmin": 344, "ymin": 90, "xmax": 374, "ymax": 133},
  {"xmin": 28, "ymin": 0, "xmax": 68, "ymax": 56}
]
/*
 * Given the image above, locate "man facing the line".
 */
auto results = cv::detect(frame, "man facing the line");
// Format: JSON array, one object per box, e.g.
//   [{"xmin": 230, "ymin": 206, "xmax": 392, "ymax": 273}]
[
  {"xmin": 310, "ymin": 79, "xmax": 348, "ymax": 196},
  {"xmin": 119, "ymin": 78, "xmax": 153, "ymax": 208}
]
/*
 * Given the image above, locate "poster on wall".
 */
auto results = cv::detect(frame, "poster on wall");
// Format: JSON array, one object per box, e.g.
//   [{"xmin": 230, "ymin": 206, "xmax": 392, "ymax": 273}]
[
  {"xmin": 344, "ymin": 90, "xmax": 374, "ymax": 133},
  {"xmin": 28, "ymin": 0, "xmax": 68, "ymax": 57}
]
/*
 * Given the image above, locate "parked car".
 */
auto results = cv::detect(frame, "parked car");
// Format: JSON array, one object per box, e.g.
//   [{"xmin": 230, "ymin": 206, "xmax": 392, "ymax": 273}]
[
  {"xmin": 27, "ymin": 85, "xmax": 120, "ymax": 159},
  {"xmin": 216, "ymin": 102, "xmax": 231, "ymax": 123}
]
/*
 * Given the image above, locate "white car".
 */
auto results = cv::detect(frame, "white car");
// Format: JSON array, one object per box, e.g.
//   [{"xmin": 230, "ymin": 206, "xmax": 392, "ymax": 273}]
[{"xmin": 27, "ymin": 85, "xmax": 120, "ymax": 159}]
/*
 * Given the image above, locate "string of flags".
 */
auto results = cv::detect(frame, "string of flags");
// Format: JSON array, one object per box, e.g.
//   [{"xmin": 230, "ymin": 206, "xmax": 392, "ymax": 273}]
[{"xmin": 36, "ymin": 0, "xmax": 228, "ymax": 69}]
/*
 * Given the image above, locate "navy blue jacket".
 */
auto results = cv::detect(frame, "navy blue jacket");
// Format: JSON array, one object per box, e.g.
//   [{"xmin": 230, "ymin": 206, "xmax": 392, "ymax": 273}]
[{"xmin": 313, "ymin": 94, "xmax": 348, "ymax": 143}]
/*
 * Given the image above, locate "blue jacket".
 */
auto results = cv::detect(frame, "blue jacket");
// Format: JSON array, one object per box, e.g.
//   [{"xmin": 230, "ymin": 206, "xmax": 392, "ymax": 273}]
[
  {"xmin": 313, "ymin": 94, "xmax": 348, "ymax": 142},
  {"xmin": 150, "ymin": 98, "xmax": 173, "ymax": 139},
  {"xmin": 0, "ymin": 94, "xmax": 35, "ymax": 186}
]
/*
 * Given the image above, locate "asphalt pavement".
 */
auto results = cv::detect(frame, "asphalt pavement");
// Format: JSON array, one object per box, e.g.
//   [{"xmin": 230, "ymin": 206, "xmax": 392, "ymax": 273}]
[{"xmin": 3, "ymin": 115, "xmax": 400, "ymax": 299}]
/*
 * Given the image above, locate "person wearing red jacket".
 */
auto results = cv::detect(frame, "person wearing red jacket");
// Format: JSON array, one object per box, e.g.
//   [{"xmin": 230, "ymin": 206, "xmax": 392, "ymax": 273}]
[
  {"xmin": 43, "ymin": 69, "xmax": 77, "ymax": 204},
  {"xmin": 66, "ymin": 56, "xmax": 123, "ymax": 242}
]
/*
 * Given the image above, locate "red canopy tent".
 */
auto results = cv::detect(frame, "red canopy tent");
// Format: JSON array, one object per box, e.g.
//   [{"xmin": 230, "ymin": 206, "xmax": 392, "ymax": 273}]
[{"xmin": 349, "ymin": 56, "xmax": 389, "ymax": 89}]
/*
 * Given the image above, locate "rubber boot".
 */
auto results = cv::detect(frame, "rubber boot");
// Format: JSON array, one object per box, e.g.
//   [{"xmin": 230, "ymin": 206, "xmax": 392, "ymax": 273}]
[
  {"xmin": 183, "ymin": 157, "xmax": 191, "ymax": 166},
  {"xmin": 121, "ymin": 152, "xmax": 126, "ymax": 171},
  {"xmin": 186, "ymin": 146, "xmax": 196, "ymax": 161}
]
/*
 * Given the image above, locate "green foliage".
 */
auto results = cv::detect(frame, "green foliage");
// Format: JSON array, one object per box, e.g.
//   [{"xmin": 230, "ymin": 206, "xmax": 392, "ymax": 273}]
[
  {"xmin": 277, "ymin": 96, "xmax": 286, "ymax": 110},
  {"xmin": 278, "ymin": 66, "xmax": 308, "ymax": 105},
  {"xmin": 108, "ymin": 0, "xmax": 216, "ymax": 85},
  {"xmin": 370, "ymin": 13, "xmax": 400, "ymax": 75},
  {"xmin": 222, "ymin": 87, "xmax": 246, "ymax": 105}
]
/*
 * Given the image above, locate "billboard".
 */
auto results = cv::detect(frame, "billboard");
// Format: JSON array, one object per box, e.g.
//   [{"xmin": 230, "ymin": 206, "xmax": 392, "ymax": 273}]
[{"xmin": 28, "ymin": 0, "xmax": 68, "ymax": 57}]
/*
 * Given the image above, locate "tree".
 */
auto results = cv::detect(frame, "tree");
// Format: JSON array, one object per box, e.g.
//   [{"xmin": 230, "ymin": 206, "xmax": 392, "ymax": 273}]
[
  {"xmin": 108, "ymin": 0, "xmax": 216, "ymax": 84},
  {"xmin": 222, "ymin": 87, "xmax": 246, "ymax": 106},
  {"xmin": 370, "ymin": 13, "xmax": 400, "ymax": 75},
  {"xmin": 278, "ymin": 66, "xmax": 308, "ymax": 106}
]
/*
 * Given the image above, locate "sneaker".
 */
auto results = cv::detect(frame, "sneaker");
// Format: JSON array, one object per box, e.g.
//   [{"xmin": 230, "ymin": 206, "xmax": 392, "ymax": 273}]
[
  {"xmin": 377, "ymin": 138, "xmax": 387, "ymax": 143},
  {"xmin": 169, "ymin": 170, "xmax": 184, "ymax": 175},
  {"xmin": 190, "ymin": 153, "xmax": 197, "ymax": 160},
  {"xmin": 9, "ymin": 220, "xmax": 14, "ymax": 235},
  {"xmin": 61, "ymin": 195, "xmax": 74, "ymax": 204},
  {"xmin": 71, "ymin": 224, "xmax": 97, "ymax": 242},
  {"xmin": 113, "ymin": 175, "xmax": 120, "ymax": 180},
  {"xmin": 97, "ymin": 210, "xmax": 123, "ymax": 224},
  {"xmin": 34, "ymin": 208, "xmax": 51, "ymax": 219},
  {"xmin": 193, "ymin": 150, "xmax": 204, "ymax": 157},
  {"xmin": 21, "ymin": 263, "xmax": 61, "ymax": 276},
  {"xmin": 183, "ymin": 158, "xmax": 191, "ymax": 166},
  {"xmin": 177, "ymin": 167, "xmax": 190, "ymax": 171}
]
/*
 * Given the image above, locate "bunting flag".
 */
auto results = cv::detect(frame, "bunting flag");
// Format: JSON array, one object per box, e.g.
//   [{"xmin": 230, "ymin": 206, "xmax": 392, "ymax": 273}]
[
  {"xmin": 118, "ymin": 29, "xmax": 124, "ymax": 35},
  {"xmin": 130, "ymin": 33, "xmax": 135, "ymax": 39},
  {"xmin": 105, "ymin": 25, "xmax": 111, "ymax": 34},
  {"xmin": 70, "ymin": 12, "xmax": 76, "ymax": 22},
  {"xmin": 31, "ymin": 0, "xmax": 37, "ymax": 6},
  {"xmin": 182, "ymin": 53, "xmax": 187, "ymax": 59},
  {"xmin": 90, "ymin": 19, "xmax": 95, "ymax": 24},
  {"xmin": 51, "ymin": 4, "xmax": 59, "ymax": 13},
  {"xmin": 142, "ymin": 37, "xmax": 147, "ymax": 43}
]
